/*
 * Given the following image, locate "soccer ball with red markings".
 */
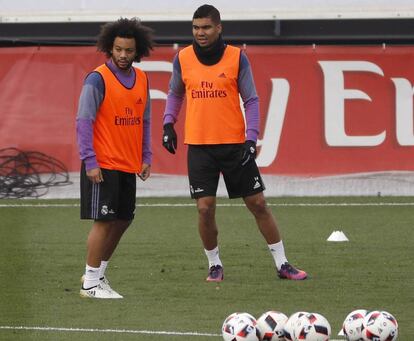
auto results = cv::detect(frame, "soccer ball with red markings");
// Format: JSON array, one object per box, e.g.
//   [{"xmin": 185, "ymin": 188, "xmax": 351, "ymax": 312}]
[
  {"xmin": 256, "ymin": 311, "xmax": 288, "ymax": 341},
  {"xmin": 293, "ymin": 312, "xmax": 331, "ymax": 341},
  {"xmin": 342, "ymin": 309, "xmax": 368, "ymax": 341},
  {"xmin": 284, "ymin": 312, "xmax": 308, "ymax": 341},
  {"xmin": 362, "ymin": 310, "xmax": 398, "ymax": 341},
  {"xmin": 222, "ymin": 312, "xmax": 260, "ymax": 341}
]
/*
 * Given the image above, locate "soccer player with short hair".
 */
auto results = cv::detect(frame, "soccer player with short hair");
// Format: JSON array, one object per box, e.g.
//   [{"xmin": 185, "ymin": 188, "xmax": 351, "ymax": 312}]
[
  {"xmin": 162, "ymin": 5, "xmax": 307, "ymax": 281},
  {"xmin": 76, "ymin": 18, "xmax": 153, "ymax": 298}
]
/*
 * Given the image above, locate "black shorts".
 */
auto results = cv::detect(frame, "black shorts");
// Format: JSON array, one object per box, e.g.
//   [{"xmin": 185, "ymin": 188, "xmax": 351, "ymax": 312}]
[
  {"xmin": 187, "ymin": 144, "xmax": 265, "ymax": 199},
  {"xmin": 80, "ymin": 162, "xmax": 136, "ymax": 221}
]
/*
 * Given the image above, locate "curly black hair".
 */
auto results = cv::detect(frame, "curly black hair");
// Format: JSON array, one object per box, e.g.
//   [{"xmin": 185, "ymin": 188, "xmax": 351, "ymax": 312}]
[{"xmin": 97, "ymin": 17, "xmax": 154, "ymax": 62}]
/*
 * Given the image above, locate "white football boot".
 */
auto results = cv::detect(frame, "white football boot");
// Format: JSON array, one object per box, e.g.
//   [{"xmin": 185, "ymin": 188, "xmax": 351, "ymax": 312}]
[
  {"xmin": 80, "ymin": 275, "xmax": 123, "ymax": 299},
  {"xmin": 80, "ymin": 283, "xmax": 122, "ymax": 299}
]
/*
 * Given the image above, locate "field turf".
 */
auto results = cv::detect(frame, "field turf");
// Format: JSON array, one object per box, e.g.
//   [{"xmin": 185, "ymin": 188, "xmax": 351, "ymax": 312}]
[{"xmin": 0, "ymin": 197, "xmax": 412, "ymax": 340}]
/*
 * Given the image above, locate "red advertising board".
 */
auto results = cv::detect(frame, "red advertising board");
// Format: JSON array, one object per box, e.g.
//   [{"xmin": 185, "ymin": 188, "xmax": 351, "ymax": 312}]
[{"xmin": 0, "ymin": 45, "xmax": 413, "ymax": 176}]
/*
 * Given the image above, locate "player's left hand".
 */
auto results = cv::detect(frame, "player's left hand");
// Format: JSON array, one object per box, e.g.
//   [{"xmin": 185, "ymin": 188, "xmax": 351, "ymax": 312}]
[
  {"xmin": 138, "ymin": 163, "xmax": 151, "ymax": 181},
  {"xmin": 240, "ymin": 140, "xmax": 257, "ymax": 166}
]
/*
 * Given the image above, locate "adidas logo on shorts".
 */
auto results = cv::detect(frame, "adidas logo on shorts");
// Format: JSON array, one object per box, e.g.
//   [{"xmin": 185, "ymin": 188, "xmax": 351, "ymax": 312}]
[{"xmin": 253, "ymin": 177, "xmax": 261, "ymax": 190}]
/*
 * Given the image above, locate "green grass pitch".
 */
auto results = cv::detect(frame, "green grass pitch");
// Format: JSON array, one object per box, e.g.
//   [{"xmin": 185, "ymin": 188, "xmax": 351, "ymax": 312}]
[{"xmin": 0, "ymin": 196, "xmax": 412, "ymax": 340}]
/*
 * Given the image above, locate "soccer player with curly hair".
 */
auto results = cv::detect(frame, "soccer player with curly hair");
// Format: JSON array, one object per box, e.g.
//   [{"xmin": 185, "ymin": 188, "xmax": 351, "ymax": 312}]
[{"xmin": 76, "ymin": 18, "xmax": 153, "ymax": 298}]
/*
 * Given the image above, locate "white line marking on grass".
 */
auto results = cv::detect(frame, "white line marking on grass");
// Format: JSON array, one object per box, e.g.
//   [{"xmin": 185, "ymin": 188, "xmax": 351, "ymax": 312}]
[
  {"xmin": 0, "ymin": 203, "xmax": 81, "ymax": 207},
  {"xmin": 0, "ymin": 326, "xmax": 345, "ymax": 340},
  {"xmin": 141, "ymin": 202, "xmax": 414, "ymax": 207},
  {"xmin": 0, "ymin": 325, "xmax": 220, "ymax": 337},
  {"xmin": 1, "ymin": 202, "xmax": 414, "ymax": 208},
  {"xmin": 271, "ymin": 202, "xmax": 414, "ymax": 207}
]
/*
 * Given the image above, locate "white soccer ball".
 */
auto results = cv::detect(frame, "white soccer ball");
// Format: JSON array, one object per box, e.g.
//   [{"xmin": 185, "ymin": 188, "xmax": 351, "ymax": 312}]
[
  {"xmin": 256, "ymin": 311, "xmax": 288, "ymax": 341},
  {"xmin": 239, "ymin": 312, "xmax": 259, "ymax": 324},
  {"xmin": 293, "ymin": 312, "xmax": 331, "ymax": 341},
  {"xmin": 283, "ymin": 311, "xmax": 308, "ymax": 341},
  {"xmin": 342, "ymin": 309, "xmax": 368, "ymax": 341},
  {"xmin": 362, "ymin": 310, "xmax": 398, "ymax": 341},
  {"xmin": 222, "ymin": 312, "xmax": 260, "ymax": 341}
]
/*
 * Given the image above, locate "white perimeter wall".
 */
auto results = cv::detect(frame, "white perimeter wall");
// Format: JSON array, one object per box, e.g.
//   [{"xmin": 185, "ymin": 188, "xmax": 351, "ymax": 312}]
[
  {"xmin": 39, "ymin": 172, "xmax": 414, "ymax": 199},
  {"xmin": 1, "ymin": 0, "xmax": 414, "ymax": 22}
]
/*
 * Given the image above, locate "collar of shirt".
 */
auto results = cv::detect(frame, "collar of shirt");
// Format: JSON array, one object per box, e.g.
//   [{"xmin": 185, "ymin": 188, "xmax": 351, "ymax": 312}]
[
  {"xmin": 192, "ymin": 35, "xmax": 225, "ymax": 66},
  {"xmin": 106, "ymin": 59, "xmax": 136, "ymax": 89}
]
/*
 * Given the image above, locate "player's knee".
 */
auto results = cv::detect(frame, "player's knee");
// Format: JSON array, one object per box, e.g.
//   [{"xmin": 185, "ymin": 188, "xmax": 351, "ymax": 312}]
[
  {"xmin": 197, "ymin": 205, "xmax": 215, "ymax": 219},
  {"xmin": 247, "ymin": 196, "xmax": 268, "ymax": 216}
]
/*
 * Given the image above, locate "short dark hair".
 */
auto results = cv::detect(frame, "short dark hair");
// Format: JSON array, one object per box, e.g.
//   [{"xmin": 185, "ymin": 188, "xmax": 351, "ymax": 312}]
[
  {"xmin": 97, "ymin": 17, "xmax": 154, "ymax": 62},
  {"xmin": 193, "ymin": 4, "xmax": 221, "ymax": 24}
]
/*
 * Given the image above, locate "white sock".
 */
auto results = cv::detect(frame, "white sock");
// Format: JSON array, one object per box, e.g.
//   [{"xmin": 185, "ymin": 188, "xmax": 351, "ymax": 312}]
[
  {"xmin": 204, "ymin": 246, "xmax": 222, "ymax": 268},
  {"xmin": 268, "ymin": 241, "xmax": 288, "ymax": 270},
  {"xmin": 83, "ymin": 264, "xmax": 100, "ymax": 289},
  {"xmin": 99, "ymin": 260, "xmax": 108, "ymax": 279}
]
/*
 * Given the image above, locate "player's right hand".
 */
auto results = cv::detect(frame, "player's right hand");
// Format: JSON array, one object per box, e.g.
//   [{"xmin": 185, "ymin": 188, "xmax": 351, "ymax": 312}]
[
  {"xmin": 162, "ymin": 123, "xmax": 177, "ymax": 154},
  {"xmin": 86, "ymin": 167, "xmax": 103, "ymax": 184}
]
